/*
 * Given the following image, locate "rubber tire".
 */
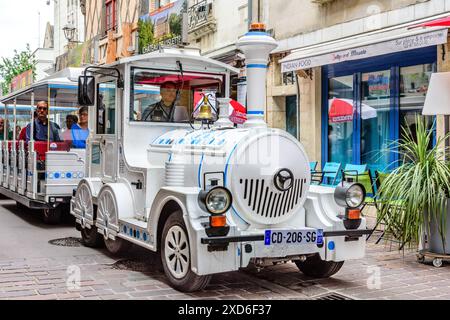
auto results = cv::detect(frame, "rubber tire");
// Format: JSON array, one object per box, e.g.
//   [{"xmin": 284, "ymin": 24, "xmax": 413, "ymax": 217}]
[
  {"xmin": 104, "ymin": 237, "xmax": 132, "ymax": 256},
  {"xmin": 295, "ymin": 254, "xmax": 344, "ymax": 278},
  {"xmin": 80, "ymin": 226, "xmax": 104, "ymax": 248},
  {"xmin": 433, "ymin": 258, "xmax": 443, "ymax": 268},
  {"xmin": 42, "ymin": 207, "xmax": 62, "ymax": 225},
  {"xmin": 417, "ymin": 255, "xmax": 425, "ymax": 264},
  {"xmin": 161, "ymin": 212, "xmax": 211, "ymax": 292}
]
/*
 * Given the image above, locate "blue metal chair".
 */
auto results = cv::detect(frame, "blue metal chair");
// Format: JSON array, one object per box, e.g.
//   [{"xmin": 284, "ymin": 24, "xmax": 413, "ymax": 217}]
[
  {"xmin": 310, "ymin": 162, "xmax": 318, "ymax": 172},
  {"xmin": 341, "ymin": 164, "xmax": 368, "ymax": 184},
  {"xmin": 311, "ymin": 162, "xmax": 342, "ymax": 186}
]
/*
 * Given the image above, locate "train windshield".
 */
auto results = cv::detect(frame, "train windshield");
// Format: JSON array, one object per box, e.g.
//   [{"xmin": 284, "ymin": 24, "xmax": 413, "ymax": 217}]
[{"xmin": 130, "ymin": 67, "xmax": 224, "ymax": 123}]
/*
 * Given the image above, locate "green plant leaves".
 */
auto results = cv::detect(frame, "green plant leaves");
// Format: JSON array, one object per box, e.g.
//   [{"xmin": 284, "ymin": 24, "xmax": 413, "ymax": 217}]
[
  {"xmin": 0, "ymin": 43, "xmax": 36, "ymax": 95},
  {"xmin": 377, "ymin": 116, "xmax": 450, "ymax": 251}
]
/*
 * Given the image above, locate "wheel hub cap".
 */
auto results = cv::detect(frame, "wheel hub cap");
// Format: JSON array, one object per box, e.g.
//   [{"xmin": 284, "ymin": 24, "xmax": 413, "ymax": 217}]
[{"xmin": 165, "ymin": 226, "xmax": 190, "ymax": 279}]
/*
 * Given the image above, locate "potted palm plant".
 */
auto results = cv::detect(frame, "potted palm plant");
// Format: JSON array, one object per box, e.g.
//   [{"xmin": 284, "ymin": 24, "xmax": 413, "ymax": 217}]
[{"xmin": 377, "ymin": 116, "xmax": 450, "ymax": 255}]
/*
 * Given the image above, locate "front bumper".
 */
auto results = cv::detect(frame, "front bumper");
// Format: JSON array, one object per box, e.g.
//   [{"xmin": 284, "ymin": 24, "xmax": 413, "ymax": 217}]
[
  {"xmin": 193, "ymin": 228, "xmax": 372, "ymax": 275},
  {"xmin": 200, "ymin": 229, "xmax": 373, "ymax": 245}
]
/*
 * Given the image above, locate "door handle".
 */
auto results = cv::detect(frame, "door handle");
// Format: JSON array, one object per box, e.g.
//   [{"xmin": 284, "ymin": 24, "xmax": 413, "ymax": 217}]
[{"xmin": 131, "ymin": 180, "xmax": 143, "ymax": 190}]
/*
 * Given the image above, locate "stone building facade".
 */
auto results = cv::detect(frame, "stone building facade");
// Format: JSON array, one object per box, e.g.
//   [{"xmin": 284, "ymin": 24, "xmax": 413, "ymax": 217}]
[{"xmin": 84, "ymin": 0, "xmax": 140, "ymax": 64}]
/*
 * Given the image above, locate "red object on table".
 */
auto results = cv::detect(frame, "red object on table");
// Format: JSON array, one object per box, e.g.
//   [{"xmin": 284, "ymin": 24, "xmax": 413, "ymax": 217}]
[{"xmin": 229, "ymin": 99, "xmax": 247, "ymax": 125}]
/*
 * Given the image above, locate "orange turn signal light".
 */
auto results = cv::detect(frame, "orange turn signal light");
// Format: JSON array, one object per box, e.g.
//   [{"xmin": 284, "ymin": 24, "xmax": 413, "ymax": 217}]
[
  {"xmin": 347, "ymin": 209, "xmax": 361, "ymax": 220},
  {"xmin": 210, "ymin": 215, "xmax": 227, "ymax": 228},
  {"xmin": 250, "ymin": 22, "xmax": 266, "ymax": 31}
]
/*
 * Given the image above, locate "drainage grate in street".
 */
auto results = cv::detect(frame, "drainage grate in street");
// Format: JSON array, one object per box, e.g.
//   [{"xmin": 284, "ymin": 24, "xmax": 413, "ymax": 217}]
[
  {"xmin": 111, "ymin": 258, "xmax": 160, "ymax": 273},
  {"xmin": 314, "ymin": 293, "xmax": 353, "ymax": 300},
  {"xmin": 48, "ymin": 237, "xmax": 83, "ymax": 247}
]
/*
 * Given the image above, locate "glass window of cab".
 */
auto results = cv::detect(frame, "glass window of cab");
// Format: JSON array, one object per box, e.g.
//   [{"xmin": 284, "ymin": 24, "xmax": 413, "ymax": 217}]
[{"xmin": 130, "ymin": 68, "xmax": 224, "ymax": 123}]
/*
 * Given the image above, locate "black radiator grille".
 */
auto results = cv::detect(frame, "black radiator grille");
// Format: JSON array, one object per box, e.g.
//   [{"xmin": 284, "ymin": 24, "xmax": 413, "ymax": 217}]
[{"xmin": 240, "ymin": 178, "xmax": 307, "ymax": 218}]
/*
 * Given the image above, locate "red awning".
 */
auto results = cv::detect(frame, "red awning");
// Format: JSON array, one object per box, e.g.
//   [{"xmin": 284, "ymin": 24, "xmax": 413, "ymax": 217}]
[{"xmin": 411, "ymin": 16, "xmax": 450, "ymax": 28}]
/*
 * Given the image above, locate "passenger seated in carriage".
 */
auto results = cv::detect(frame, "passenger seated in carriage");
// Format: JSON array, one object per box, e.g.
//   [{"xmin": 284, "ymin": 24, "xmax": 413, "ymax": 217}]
[
  {"xmin": 70, "ymin": 106, "xmax": 89, "ymax": 149},
  {"xmin": 19, "ymin": 112, "xmax": 37, "ymax": 141},
  {"xmin": 0, "ymin": 118, "xmax": 13, "ymax": 141},
  {"xmin": 25, "ymin": 101, "xmax": 62, "ymax": 143},
  {"xmin": 62, "ymin": 114, "xmax": 78, "ymax": 143}
]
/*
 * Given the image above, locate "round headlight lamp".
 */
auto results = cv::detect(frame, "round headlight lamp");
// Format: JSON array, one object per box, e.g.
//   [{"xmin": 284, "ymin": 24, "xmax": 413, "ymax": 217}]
[
  {"xmin": 199, "ymin": 187, "xmax": 233, "ymax": 215},
  {"xmin": 334, "ymin": 182, "xmax": 366, "ymax": 209}
]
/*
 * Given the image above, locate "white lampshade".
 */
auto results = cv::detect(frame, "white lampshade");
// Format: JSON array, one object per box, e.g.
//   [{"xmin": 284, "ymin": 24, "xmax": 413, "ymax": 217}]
[{"xmin": 423, "ymin": 72, "xmax": 450, "ymax": 115}]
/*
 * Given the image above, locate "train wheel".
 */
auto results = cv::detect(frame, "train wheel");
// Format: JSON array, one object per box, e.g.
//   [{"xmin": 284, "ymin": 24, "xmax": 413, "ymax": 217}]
[
  {"xmin": 295, "ymin": 254, "xmax": 344, "ymax": 278},
  {"xmin": 161, "ymin": 212, "xmax": 211, "ymax": 292},
  {"xmin": 104, "ymin": 237, "xmax": 132, "ymax": 255},
  {"xmin": 433, "ymin": 258, "xmax": 443, "ymax": 268},
  {"xmin": 80, "ymin": 226, "xmax": 104, "ymax": 248},
  {"xmin": 73, "ymin": 181, "xmax": 96, "ymax": 228},
  {"xmin": 42, "ymin": 206, "xmax": 62, "ymax": 225},
  {"xmin": 96, "ymin": 186, "xmax": 131, "ymax": 255}
]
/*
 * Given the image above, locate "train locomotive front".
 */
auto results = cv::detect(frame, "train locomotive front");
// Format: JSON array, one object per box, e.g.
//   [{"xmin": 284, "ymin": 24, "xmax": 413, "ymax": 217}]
[{"xmin": 147, "ymin": 23, "xmax": 370, "ymax": 289}]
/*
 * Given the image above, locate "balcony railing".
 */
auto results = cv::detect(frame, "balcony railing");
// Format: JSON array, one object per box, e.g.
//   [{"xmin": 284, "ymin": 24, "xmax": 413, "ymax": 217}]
[{"xmin": 188, "ymin": 0, "xmax": 216, "ymax": 39}]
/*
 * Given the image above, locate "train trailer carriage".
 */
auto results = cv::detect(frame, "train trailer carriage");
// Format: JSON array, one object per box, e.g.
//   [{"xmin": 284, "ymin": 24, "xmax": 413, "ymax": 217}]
[
  {"xmin": 71, "ymin": 25, "xmax": 372, "ymax": 292},
  {"xmin": 0, "ymin": 68, "xmax": 86, "ymax": 224}
]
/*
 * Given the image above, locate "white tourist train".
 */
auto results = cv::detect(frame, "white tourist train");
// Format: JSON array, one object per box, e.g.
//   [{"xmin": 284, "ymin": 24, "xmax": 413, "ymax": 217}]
[
  {"xmin": 0, "ymin": 24, "xmax": 371, "ymax": 292},
  {"xmin": 70, "ymin": 24, "xmax": 371, "ymax": 292}
]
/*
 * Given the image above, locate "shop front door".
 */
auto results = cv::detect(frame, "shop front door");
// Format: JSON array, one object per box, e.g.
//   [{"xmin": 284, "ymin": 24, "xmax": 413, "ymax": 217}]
[{"xmin": 327, "ymin": 75, "xmax": 355, "ymax": 166}]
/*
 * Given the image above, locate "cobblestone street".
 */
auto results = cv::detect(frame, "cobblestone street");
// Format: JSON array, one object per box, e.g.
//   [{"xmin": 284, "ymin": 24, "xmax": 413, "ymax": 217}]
[{"xmin": 1, "ymin": 199, "xmax": 450, "ymax": 300}]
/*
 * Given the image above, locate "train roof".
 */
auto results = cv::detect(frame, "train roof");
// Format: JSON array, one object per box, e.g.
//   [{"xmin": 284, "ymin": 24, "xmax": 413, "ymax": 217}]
[
  {"xmin": 0, "ymin": 68, "xmax": 83, "ymax": 104},
  {"xmin": 112, "ymin": 48, "xmax": 240, "ymax": 74},
  {"xmin": 1, "ymin": 49, "xmax": 239, "ymax": 105}
]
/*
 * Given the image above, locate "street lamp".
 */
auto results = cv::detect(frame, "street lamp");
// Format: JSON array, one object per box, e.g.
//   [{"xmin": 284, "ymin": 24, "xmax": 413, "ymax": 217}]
[
  {"xmin": 423, "ymin": 72, "xmax": 450, "ymax": 158},
  {"xmin": 63, "ymin": 24, "xmax": 76, "ymax": 43}
]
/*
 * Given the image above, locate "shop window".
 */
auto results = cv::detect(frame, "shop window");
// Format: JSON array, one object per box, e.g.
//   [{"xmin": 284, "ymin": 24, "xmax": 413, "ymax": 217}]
[
  {"xmin": 328, "ymin": 75, "xmax": 354, "ymax": 166},
  {"xmin": 105, "ymin": 0, "xmax": 117, "ymax": 32},
  {"xmin": 400, "ymin": 64, "xmax": 434, "ymax": 143},
  {"xmin": 286, "ymin": 95, "xmax": 298, "ymax": 138},
  {"xmin": 323, "ymin": 47, "xmax": 437, "ymax": 171},
  {"xmin": 283, "ymin": 71, "xmax": 295, "ymax": 86},
  {"xmin": 361, "ymin": 70, "xmax": 391, "ymax": 172}
]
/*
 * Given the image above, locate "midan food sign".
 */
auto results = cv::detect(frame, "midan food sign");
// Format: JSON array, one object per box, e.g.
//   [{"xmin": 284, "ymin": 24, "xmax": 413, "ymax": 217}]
[
  {"xmin": 138, "ymin": 0, "xmax": 188, "ymax": 54},
  {"xmin": 281, "ymin": 29, "xmax": 448, "ymax": 73}
]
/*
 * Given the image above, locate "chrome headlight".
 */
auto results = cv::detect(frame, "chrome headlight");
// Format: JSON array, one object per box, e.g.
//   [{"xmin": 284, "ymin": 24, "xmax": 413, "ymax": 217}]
[
  {"xmin": 334, "ymin": 182, "xmax": 366, "ymax": 209},
  {"xmin": 199, "ymin": 187, "xmax": 233, "ymax": 215}
]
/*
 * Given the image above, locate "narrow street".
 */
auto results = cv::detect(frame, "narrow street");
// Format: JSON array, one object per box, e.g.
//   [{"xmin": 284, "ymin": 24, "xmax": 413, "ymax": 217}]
[{"xmin": 0, "ymin": 198, "xmax": 449, "ymax": 300}]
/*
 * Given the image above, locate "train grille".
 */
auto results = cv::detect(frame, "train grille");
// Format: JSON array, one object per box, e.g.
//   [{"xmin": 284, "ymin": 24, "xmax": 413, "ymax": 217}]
[{"xmin": 240, "ymin": 178, "xmax": 306, "ymax": 219}]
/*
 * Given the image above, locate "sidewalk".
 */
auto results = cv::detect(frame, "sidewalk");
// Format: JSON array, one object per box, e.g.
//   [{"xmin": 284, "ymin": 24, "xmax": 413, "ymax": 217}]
[{"xmin": 0, "ymin": 238, "xmax": 449, "ymax": 300}]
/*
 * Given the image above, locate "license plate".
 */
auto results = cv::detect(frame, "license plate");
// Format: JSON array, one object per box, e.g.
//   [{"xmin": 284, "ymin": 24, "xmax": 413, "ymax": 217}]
[{"xmin": 264, "ymin": 229, "xmax": 323, "ymax": 246}]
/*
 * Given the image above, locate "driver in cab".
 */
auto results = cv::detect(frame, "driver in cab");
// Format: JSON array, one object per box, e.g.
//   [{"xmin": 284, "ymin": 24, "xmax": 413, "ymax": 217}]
[{"xmin": 141, "ymin": 81, "xmax": 189, "ymax": 122}]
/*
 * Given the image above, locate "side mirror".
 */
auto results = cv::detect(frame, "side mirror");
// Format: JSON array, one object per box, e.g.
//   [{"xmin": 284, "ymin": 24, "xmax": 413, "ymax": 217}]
[{"xmin": 78, "ymin": 75, "xmax": 95, "ymax": 106}]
